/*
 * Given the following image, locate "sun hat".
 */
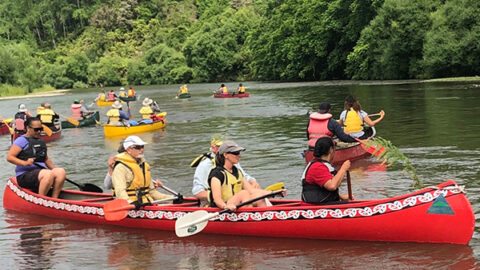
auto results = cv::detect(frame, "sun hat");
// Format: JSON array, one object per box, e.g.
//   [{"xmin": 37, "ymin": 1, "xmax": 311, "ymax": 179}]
[
  {"xmin": 112, "ymin": 101, "xmax": 123, "ymax": 109},
  {"xmin": 210, "ymin": 134, "xmax": 226, "ymax": 146},
  {"xmin": 18, "ymin": 104, "xmax": 27, "ymax": 112},
  {"xmin": 123, "ymin": 135, "xmax": 148, "ymax": 149},
  {"xmin": 142, "ymin": 98, "xmax": 153, "ymax": 106},
  {"xmin": 218, "ymin": 140, "xmax": 246, "ymax": 155}
]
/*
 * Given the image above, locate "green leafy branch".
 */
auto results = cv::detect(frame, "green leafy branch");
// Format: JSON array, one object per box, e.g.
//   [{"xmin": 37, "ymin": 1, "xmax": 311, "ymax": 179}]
[{"xmin": 361, "ymin": 137, "xmax": 423, "ymax": 189}]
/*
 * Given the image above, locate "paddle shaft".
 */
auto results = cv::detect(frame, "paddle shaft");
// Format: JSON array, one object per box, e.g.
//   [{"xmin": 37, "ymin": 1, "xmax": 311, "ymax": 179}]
[
  {"xmin": 160, "ymin": 185, "xmax": 180, "ymax": 196},
  {"xmin": 367, "ymin": 113, "xmax": 381, "ymax": 117},
  {"xmin": 0, "ymin": 118, "xmax": 14, "ymax": 134},
  {"xmin": 347, "ymin": 171, "xmax": 352, "ymax": 200},
  {"xmin": 107, "ymin": 197, "xmax": 179, "ymax": 213}
]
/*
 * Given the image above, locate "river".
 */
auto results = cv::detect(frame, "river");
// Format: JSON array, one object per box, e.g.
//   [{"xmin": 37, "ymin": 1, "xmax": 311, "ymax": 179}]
[{"xmin": 0, "ymin": 81, "xmax": 479, "ymax": 269}]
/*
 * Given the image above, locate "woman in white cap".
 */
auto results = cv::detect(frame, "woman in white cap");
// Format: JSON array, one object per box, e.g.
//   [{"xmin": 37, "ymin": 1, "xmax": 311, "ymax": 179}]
[
  {"xmin": 207, "ymin": 140, "xmax": 271, "ymax": 211},
  {"xmin": 14, "ymin": 104, "xmax": 33, "ymax": 135},
  {"xmin": 106, "ymin": 101, "xmax": 130, "ymax": 125},
  {"xmin": 111, "ymin": 135, "xmax": 172, "ymax": 208}
]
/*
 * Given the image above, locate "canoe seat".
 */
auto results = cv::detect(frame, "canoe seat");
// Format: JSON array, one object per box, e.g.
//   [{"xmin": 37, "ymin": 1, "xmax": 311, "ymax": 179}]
[{"xmin": 79, "ymin": 197, "xmax": 114, "ymax": 203}]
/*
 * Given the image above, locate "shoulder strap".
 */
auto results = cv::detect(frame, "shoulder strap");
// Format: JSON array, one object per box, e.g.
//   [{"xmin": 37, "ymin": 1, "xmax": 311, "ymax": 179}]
[{"xmin": 190, "ymin": 152, "xmax": 212, "ymax": 168}]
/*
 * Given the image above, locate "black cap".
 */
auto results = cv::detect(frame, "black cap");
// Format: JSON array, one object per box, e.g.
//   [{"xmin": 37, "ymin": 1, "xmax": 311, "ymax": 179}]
[{"xmin": 318, "ymin": 102, "xmax": 331, "ymax": 113}]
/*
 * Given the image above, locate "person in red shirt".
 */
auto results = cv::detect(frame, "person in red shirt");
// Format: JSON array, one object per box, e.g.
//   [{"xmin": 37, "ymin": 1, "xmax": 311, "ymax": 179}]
[{"xmin": 301, "ymin": 137, "xmax": 351, "ymax": 203}]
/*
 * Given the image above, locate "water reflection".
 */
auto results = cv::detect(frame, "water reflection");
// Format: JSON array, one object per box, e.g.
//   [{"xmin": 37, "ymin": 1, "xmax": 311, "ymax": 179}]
[{"xmin": 17, "ymin": 226, "xmax": 54, "ymax": 270}]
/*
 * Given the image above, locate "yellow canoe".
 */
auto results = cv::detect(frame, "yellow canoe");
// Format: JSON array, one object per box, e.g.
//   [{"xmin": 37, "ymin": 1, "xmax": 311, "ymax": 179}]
[
  {"xmin": 103, "ymin": 117, "xmax": 167, "ymax": 137},
  {"xmin": 97, "ymin": 100, "xmax": 125, "ymax": 107}
]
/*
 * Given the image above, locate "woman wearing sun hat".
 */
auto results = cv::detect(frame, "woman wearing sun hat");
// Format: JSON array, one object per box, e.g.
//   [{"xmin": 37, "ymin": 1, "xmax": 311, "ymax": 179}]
[
  {"xmin": 139, "ymin": 98, "xmax": 154, "ymax": 120},
  {"xmin": 106, "ymin": 101, "xmax": 130, "ymax": 125}
]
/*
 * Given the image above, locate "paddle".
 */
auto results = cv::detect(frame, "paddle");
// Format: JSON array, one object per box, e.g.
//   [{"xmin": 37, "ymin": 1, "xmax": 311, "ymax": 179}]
[
  {"xmin": 41, "ymin": 125, "xmax": 53, "ymax": 136},
  {"xmin": 175, "ymin": 189, "xmax": 284, "ymax": 237},
  {"xmin": 355, "ymin": 138, "xmax": 386, "ymax": 158},
  {"xmin": 33, "ymin": 163, "xmax": 103, "ymax": 192},
  {"xmin": 264, "ymin": 182, "xmax": 284, "ymax": 192},
  {"xmin": 0, "ymin": 117, "xmax": 14, "ymax": 134},
  {"xmin": 58, "ymin": 114, "xmax": 79, "ymax": 127},
  {"xmin": 103, "ymin": 197, "xmax": 179, "ymax": 221},
  {"xmin": 346, "ymin": 171, "xmax": 353, "ymax": 200}
]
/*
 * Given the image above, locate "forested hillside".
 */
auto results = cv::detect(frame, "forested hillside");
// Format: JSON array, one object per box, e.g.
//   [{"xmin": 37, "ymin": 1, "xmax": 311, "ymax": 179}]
[{"xmin": 1, "ymin": 0, "xmax": 479, "ymax": 94}]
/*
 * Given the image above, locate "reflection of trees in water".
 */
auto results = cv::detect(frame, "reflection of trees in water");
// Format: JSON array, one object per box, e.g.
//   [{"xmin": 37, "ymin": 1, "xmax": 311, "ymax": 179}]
[
  {"xmin": 107, "ymin": 236, "xmax": 155, "ymax": 270},
  {"xmin": 17, "ymin": 226, "xmax": 54, "ymax": 270},
  {"xmin": 210, "ymin": 247, "xmax": 248, "ymax": 269}
]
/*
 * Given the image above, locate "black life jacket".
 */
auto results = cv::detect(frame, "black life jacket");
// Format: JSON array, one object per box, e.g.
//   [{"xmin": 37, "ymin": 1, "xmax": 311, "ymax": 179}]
[
  {"xmin": 17, "ymin": 136, "xmax": 47, "ymax": 163},
  {"xmin": 301, "ymin": 159, "xmax": 339, "ymax": 203},
  {"xmin": 190, "ymin": 152, "xmax": 212, "ymax": 168}
]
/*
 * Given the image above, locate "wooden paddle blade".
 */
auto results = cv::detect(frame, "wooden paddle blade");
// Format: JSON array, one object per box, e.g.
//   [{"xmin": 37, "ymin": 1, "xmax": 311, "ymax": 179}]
[
  {"xmin": 42, "ymin": 125, "xmax": 53, "ymax": 136},
  {"xmin": 103, "ymin": 199, "xmax": 135, "ymax": 221},
  {"xmin": 265, "ymin": 182, "xmax": 284, "ymax": 191},
  {"xmin": 67, "ymin": 117, "xmax": 80, "ymax": 126},
  {"xmin": 175, "ymin": 210, "xmax": 213, "ymax": 237}
]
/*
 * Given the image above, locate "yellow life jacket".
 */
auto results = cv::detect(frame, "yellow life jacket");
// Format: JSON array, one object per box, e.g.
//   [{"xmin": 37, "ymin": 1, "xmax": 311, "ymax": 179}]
[
  {"xmin": 36, "ymin": 106, "xmax": 44, "ymax": 115},
  {"xmin": 139, "ymin": 106, "xmax": 153, "ymax": 120},
  {"xmin": 115, "ymin": 152, "xmax": 152, "ymax": 204},
  {"xmin": 119, "ymin": 91, "xmax": 126, "ymax": 97},
  {"xmin": 344, "ymin": 109, "xmax": 364, "ymax": 133},
  {"xmin": 208, "ymin": 166, "xmax": 244, "ymax": 204},
  {"xmin": 238, "ymin": 86, "xmax": 245, "ymax": 93},
  {"xmin": 106, "ymin": 109, "xmax": 120, "ymax": 123},
  {"xmin": 39, "ymin": 108, "xmax": 55, "ymax": 124},
  {"xmin": 100, "ymin": 94, "xmax": 106, "ymax": 101},
  {"xmin": 221, "ymin": 87, "xmax": 228, "ymax": 94}
]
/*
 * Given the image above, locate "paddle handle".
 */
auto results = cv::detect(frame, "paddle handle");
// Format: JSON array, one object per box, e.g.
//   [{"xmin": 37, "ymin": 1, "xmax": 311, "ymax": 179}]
[
  {"xmin": 346, "ymin": 171, "xmax": 352, "ymax": 200},
  {"xmin": 367, "ymin": 113, "xmax": 381, "ymax": 117},
  {"xmin": 218, "ymin": 189, "xmax": 284, "ymax": 215},
  {"xmin": 160, "ymin": 185, "xmax": 179, "ymax": 196}
]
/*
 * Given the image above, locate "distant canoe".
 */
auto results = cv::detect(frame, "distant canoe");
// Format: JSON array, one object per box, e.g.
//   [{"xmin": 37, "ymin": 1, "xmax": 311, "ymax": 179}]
[
  {"xmin": 119, "ymin": 96, "xmax": 137, "ymax": 102},
  {"xmin": 214, "ymin": 92, "xmax": 249, "ymax": 98},
  {"xmin": 177, "ymin": 93, "xmax": 191, "ymax": 99},
  {"xmin": 11, "ymin": 128, "xmax": 62, "ymax": 143},
  {"xmin": 103, "ymin": 114, "xmax": 167, "ymax": 137},
  {"xmin": 61, "ymin": 111, "xmax": 100, "ymax": 129},
  {"xmin": 96, "ymin": 100, "xmax": 125, "ymax": 107},
  {"xmin": 0, "ymin": 119, "xmax": 12, "ymax": 135}
]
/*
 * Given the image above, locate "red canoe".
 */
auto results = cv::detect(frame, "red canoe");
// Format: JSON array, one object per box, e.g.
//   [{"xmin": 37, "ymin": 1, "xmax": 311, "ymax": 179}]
[
  {"xmin": 304, "ymin": 127, "xmax": 376, "ymax": 164},
  {"xmin": 0, "ymin": 122, "xmax": 12, "ymax": 135},
  {"xmin": 213, "ymin": 92, "xmax": 250, "ymax": 98},
  {"xmin": 11, "ymin": 129, "xmax": 62, "ymax": 143},
  {"xmin": 3, "ymin": 177, "xmax": 474, "ymax": 244}
]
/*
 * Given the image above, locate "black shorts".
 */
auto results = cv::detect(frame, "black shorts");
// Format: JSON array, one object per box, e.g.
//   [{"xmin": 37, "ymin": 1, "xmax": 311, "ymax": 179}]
[{"xmin": 17, "ymin": 169, "xmax": 42, "ymax": 193}]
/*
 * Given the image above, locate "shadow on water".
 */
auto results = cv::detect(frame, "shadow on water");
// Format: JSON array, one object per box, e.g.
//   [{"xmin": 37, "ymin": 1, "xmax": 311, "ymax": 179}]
[{"xmin": 2, "ymin": 210, "xmax": 478, "ymax": 269}]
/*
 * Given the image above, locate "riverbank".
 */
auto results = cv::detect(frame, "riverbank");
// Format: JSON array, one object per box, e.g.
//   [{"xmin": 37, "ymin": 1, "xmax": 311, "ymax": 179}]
[{"xmin": 0, "ymin": 89, "xmax": 70, "ymax": 100}]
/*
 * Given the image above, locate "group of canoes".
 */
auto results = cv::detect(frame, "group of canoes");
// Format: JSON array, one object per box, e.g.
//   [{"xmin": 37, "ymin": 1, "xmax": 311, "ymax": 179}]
[
  {"xmin": 2, "ymin": 90, "xmax": 475, "ymax": 245},
  {"xmin": 175, "ymin": 84, "xmax": 250, "ymax": 99}
]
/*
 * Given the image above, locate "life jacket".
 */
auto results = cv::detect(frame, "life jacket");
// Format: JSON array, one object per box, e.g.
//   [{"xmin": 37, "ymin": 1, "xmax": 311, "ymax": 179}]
[
  {"xmin": 238, "ymin": 86, "xmax": 245, "ymax": 93},
  {"xmin": 16, "ymin": 136, "xmax": 47, "ymax": 163},
  {"xmin": 99, "ymin": 94, "xmax": 106, "ymax": 101},
  {"xmin": 107, "ymin": 92, "xmax": 116, "ymax": 101},
  {"xmin": 119, "ymin": 91, "xmax": 126, "ymax": 97},
  {"xmin": 180, "ymin": 87, "xmax": 188, "ymax": 94},
  {"xmin": 128, "ymin": 89, "xmax": 135, "ymax": 97},
  {"xmin": 38, "ymin": 109, "xmax": 55, "ymax": 124},
  {"xmin": 36, "ymin": 106, "xmax": 44, "ymax": 115},
  {"xmin": 71, "ymin": 104, "xmax": 83, "ymax": 120},
  {"xmin": 301, "ymin": 159, "xmax": 339, "ymax": 203},
  {"xmin": 190, "ymin": 152, "xmax": 212, "ymax": 168},
  {"xmin": 221, "ymin": 87, "xmax": 228, "ymax": 95},
  {"xmin": 14, "ymin": 112, "xmax": 28, "ymax": 132},
  {"xmin": 106, "ymin": 109, "xmax": 120, "ymax": 123},
  {"xmin": 114, "ymin": 152, "xmax": 152, "ymax": 204},
  {"xmin": 307, "ymin": 112, "xmax": 333, "ymax": 147},
  {"xmin": 344, "ymin": 109, "xmax": 363, "ymax": 133},
  {"xmin": 207, "ymin": 166, "xmax": 244, "ymax": 205},
  {"xmin": 139, "ymin": 106, "xmax": 153, "ymax": 120}
]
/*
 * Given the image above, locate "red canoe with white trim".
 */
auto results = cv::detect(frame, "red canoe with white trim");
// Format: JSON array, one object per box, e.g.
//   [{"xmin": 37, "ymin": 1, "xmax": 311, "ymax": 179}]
[
  {"xmin": 213, "ymin": 92, "xmax": 250, "ymax": 98},
  {"xmin": 11, "ymin": 129, "xmax": 62, "ymax": 143},
  {"xmin": 2, "ymin": 177, "xmax": 474, "ymax": 244}
]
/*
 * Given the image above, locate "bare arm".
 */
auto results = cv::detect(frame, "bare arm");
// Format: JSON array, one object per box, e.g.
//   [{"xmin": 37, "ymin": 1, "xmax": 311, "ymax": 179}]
[
  {"xmin": 324, "ymin": 160, "xmax": 351, "ymax": 191},
  {"xmin": 364, "ymin": 110, "xmax": 385, "ymax": 126},
  {"xmin": 7, "ymin": 145, "xmax": 34, "ymax": 166}
]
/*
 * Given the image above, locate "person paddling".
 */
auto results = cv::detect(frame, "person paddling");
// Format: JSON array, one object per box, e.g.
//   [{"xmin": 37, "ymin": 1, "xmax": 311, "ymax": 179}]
[
  {"xmin": 338, "ymin": 95, "xmax": 385, "ymax": 139},
  {"xmin": 37, "ymin": 103, "xmax": 59, "ymax": 131},
  {"xmin": 106, "ymin": 101, "xmax": 130, "ymax": 126},
  {"xmin": 218, "ymin": 84, "xmax": 228, "ymax": 95},
  {"xmin": 13, "ymin": 104, "xmax": 33, "ymax": 136},
  {"xmin": 7, "ymin": 117, "xmax": 66, "ymax": 198},
  {"xmin": 301, "ymin": 137, "xmax": 352, "ymax": 204}
]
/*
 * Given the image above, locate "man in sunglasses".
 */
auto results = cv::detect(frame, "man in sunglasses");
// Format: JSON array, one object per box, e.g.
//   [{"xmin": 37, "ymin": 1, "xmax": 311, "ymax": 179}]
[
  {"xmin": 7, "ymin": 117, "xmax": 66, "ymax": 198},
  {"xmin": 190, "ymin": 134, "xmax": 259, "ymax": 204},
  {"xmin": 111, "ymin": 135, "xmax": 172, "ymax": 208}
]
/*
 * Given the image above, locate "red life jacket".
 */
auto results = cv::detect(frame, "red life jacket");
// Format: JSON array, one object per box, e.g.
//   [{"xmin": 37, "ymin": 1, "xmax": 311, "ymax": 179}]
[
  {"xmin": 14, "ymin": 112, "xmax": 27, "ymax": 132},
  {"xmin": 71, "ymin": 104, "xmax": 83, "ymax": 119},
  {"xmin": 108, "ymin": 92, "xmax": 116, "ymax": 101},
  {"xmin": 307, "ymin": 112, "xmax": 333, "ymax": 147}
]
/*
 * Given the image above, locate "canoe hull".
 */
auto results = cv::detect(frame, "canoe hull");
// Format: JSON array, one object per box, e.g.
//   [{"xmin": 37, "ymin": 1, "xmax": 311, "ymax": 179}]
[
  {"xmin": 61, "ymin": 111, "xmax": 100, "ymax": 129},
  {"xmin": 97, "ymin": 100, "xmax": 115, "ymax": 107},
  {"xmin": 177, "ymin": 93, "xmax": 191, "ymax": 99},
  {"xmin": 213, "ymin": 92, "xmax": 249, "ymax": 98},
  {"xmin": 304, "ymin": 142, "xmax": 370, "ymax": 164},
  {"xmin": 0, "ymin": 122, "xmax": 12, "ymax": 135},
  {"xmin": 119, "ymin": 96, "xmax": 137, "ymax": 102},
  {"xmin": 3, "ymin": 178, "xmax": 474, "ymax": 244},
  {"xmin": 11, "ymin": 129, "xmax": 62, "ymax": 143},
  {"xmin": 103, "ymin": 119, "xmax": 166, "ymax": 137}
]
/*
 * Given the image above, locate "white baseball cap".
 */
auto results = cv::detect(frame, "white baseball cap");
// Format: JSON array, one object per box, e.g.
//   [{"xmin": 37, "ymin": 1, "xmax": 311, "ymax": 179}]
[{"xmin": 123, "ymin": 135, "xmax": 148, "ymax": 149}]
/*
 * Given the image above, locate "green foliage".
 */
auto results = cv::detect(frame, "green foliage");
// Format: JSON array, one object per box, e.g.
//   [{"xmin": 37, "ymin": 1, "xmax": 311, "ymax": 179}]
[
  {"xmin": 88, "ymin": 55, "xmax": 128, "ymax": 86},
  {"xmin": 0, "ymin": 83, "xmax": 28, "ymax": 96},
  {"xmin": 361, "ymin": 137, "xmax": 423, "ymax": 188}
]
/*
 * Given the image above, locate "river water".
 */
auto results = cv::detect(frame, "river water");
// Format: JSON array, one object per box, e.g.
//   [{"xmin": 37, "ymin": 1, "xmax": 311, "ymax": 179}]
[{"xmin": 0, "ymin": 81, "xmax": 479, "ymax": 269}]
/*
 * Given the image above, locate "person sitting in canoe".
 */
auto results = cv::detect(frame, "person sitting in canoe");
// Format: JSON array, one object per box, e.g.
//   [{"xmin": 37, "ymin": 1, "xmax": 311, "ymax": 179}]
[
  {"xmin": 307, "ymin": 102, "xmax": 356, "ymax": 150},
  {"xmin": 36, "ymin": 102, "xmax": 46, "ymax": 115},
  {"xmin": 237, "ymin": 83, "xmax": 246, "ymax": 94},
  {"xmin": 301, "ymin": 137, "xmax": 352, "ymax": 204},
  {"xmin": 107, "ymin": 90, "xmax": 117, "ymax": 101},
  {"xmin": 139, "ymin": 98, "xmax": 162, "ymax": 123},
  {"xmin": 106, "ymin": 101, "xmax": 130, "ymax": 126},
  {"xmin": 95, "ymin": 90, "xmax": 107, "ymax": 102},
  {"xmin": 14, "ymin": 104, "xmax": 33, "ymax": 135},
  {"xmin": 207, "ymin": 140, "xmax": 271, "ymax": 211},
  {"xmin": 7, "ymin": 117, "xmax": 66, "ymax": 198},
  {"xmin": 191, "ymin": 134, "xmax": 259, "ymax": 205},
  {"xmin": 37, "ymin": 103, "xmax": 60, "ymax": 132},
  {"xmin": 338, "ymin": 94, "xmax": 385, "ymax": 139},
  {"xmin": 111, "ymin": 136, "xmax": 172, "ymax": 208},
  {"xmin": 218, "ymin": 84, "xmax": 228, "ymax": 95},
  {"xmin": 127, "ymin": 87, "xmax": 136, "ymax": 98},
  {"xmin": 71, "ymin": 99, "xmax": 93, "ymax": 120}
]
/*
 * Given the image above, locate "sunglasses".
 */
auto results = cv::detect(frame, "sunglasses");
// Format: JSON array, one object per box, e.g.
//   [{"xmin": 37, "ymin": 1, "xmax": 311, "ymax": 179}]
[
  {"xmin": 30, "ymin": 127, "xmax": 44, "ymax": 132},
  {"xmin": 228, "ymin": 151, "xmax": 241, "ymax": 155},
  {"xmin": 132, "ymin": 145, "xmax": 144, "ymax": 150}
]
